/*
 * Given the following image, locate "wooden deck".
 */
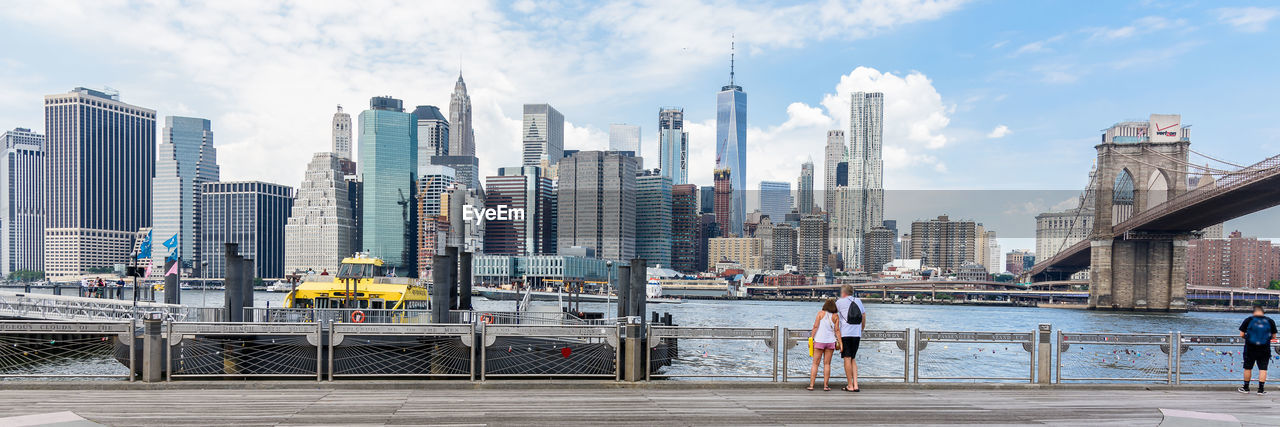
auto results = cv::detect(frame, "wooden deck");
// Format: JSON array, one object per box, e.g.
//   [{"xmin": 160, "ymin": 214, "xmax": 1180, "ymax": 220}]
[{"xmin": 0, "ymin": 385, "xmax": 1277, "ymax": 425}]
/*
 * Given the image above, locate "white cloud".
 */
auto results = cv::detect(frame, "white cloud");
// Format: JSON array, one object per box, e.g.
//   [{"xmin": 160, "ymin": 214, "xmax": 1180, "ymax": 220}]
[
  {"xmin": 987, "ymin": 125, "xmax": 1011, "ymax": 138},
  {"xmin": 1085, "ymin": 16, "xmax": 1182, "ymax": 41},
  {"xmin": 1217, "ymin": 7, "xmax": 1280, "ymax": 33},
  {"xmin": 0, "ymin": 1, "xmax": 966, "ymax": 187},
  {"xmin": 1012, "ymin": 34, "xmax": 1064, "ymax": 56}
]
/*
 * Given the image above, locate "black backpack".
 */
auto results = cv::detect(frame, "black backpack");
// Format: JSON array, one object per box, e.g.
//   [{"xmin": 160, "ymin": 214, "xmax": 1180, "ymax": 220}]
[{"xmin": 845, "ymin": 297, "xmax": 863, "ymax": 324}]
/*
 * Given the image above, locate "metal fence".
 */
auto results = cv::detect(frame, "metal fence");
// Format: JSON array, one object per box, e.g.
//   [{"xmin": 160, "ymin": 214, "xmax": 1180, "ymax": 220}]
[
  {"xmin": 0, "ymin": 321, "xmax": 134, "ymax": 380},
  {"xmin": 780, "ymin": 329, "xmax": 909, "ymax": 382},
  {"xmin": 1175, "ymin": 334, "xmax": 1278, "ymax": 384},
  {"xmin": 914, "ymin": 330, "xmax": 1035, "ymax": 382},
  {"xmin": 245, "ymin": 307, "xmax": 432, "ymax": 324},
  {"xmin": 646, "ymin": 326, "xmax": 777, "ymax": 380},
  {"xmin": 329, "ymin": 323, "xmax": 475, "ymax": 380},
  {"xmin": 167, "ymin": 322, "xmax": 323, "ymax": 380},
  {"xmin": 1057, "ymin": 332, "xmax": 1174, "ymax": 383},
  {"xmin": 481, "ymin": 324, "xmax": 620, "ymax": 380}
]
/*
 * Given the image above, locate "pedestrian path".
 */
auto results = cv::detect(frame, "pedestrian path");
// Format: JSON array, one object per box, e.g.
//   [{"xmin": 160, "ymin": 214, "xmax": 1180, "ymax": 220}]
[{"xmin": 0, "ymin": 384, "xmax": 1278, "ymax": 425}]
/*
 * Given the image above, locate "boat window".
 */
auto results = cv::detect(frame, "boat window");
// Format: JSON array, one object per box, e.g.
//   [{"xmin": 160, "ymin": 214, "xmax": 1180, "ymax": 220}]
[
  {"xmin": 337, "ymin": 264, "xmax": 353, "ymax": 277},
  {"xmin": 294, "ymin": 298, "xmax": 312, "ymax": 308},
  {"xmin": 314, "ymin": 297, "xmax": 330, "ymax": 309}
]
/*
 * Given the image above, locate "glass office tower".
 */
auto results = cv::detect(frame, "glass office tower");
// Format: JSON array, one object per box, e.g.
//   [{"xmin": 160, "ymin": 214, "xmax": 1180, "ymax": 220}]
[{"xmin": 358, "ymin": 96, "xmax": 417, "ymax": 273}]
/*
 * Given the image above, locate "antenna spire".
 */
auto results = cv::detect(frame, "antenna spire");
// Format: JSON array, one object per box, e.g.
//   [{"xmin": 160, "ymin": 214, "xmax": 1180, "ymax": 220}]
[{"xmin": 729, "ymin": 33, "xmax": 736, "ymax": 86}]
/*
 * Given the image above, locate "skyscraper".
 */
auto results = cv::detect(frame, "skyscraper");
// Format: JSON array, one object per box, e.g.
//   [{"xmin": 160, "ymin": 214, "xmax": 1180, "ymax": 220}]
[
  {"xmin": 332, "ymin": 105, "xmax": 352, "ymax": 160},
  {"xmin": 846, "ymin": 92, "xmax": 885, "ymax": 268},
  {"xmin": 415, "ymin": 165, "xmax": 456, "ymax": 275},
  {"xmin": 823, "ymin": 130, "xmax": 846, "ymax": 213},
  {"xmin": 797, "ymin": 161, "xmax": 815, "ymax": 214},
  {"xmin": 772, "ymin": 224, "xmax": 797, "ymax": 270},
  {"xmin": 862, "ymin": 226, "xmax": 894, "ymax": 273},
  {"xmin": 699, "ymin": 186, "xmax": 715, "ymax": 214},
  {"xmin": 1, "ymin": 128, "xmax": 43, "ymax": 276},
  {"xmin": 557, "ymin": 151, "xmax": 638, "ymax": 260},
  {"xmin": 713, "ymin": 169, "xmax": 732, "ymax": 237},
  {"xmin": 484, "ymin": 166, "xmax": 555, "ymax": 256},
  {"xmin": 759, "ymin": 181, "xmax": 792, "ymax": 222},
  {"xmin": 522, "ymin": 104, "xmax": 564, "ymax": 172},
  {"xmin": 716, "ymin": 41, "xmax": 747, "ymax": 236},
  {"xmin": 671, "ymin": 184, "xmax": 699, "ymax": 273},
  {"xmin": 152, "ymin": 116, "xmax": 219, "ymax": 274},
  {"xmin": 285, "ymin": 152, "xmax": 355, "ymax": 275},
  {"xmin": 910, "ymin": 215, "xmax": 976, "ymax": 272},
  {"xmin": 44, "ymin": 87, "xmax": 155, "ymax": 278},
  {"xmin": 202, "ymin": 181, "xmax": 294, "ymax": 279},
  {"xmin": 413, "ymin": 105, "xmax": 449, "ymax": 174},
  {"xmin": 636, "ymin": 169, "xmax": 672, "ymax": 268},
  {"xmin": 658, "ymin": 107, "xmax": 689, "ymax": 185},
  {"xmin": 798, "ymin": 215, "xmax": 829, "ymax": 275},
  {"xmin": 609, "ymin": 124, "xmax": 641, "ymax": 157},
  {"xmin": 448, "ymin": 73, "xmax": 475, "ymax": 158},
  {"xmin": 358, "ymin": 96, "xmax": 417, "ymax": 273}
]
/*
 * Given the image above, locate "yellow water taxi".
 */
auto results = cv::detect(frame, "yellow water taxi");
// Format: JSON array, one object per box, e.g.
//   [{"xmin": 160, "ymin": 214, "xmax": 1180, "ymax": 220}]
[{"xmin": 283, "ymin": 254, "xmax": 430, "ymax": 311}]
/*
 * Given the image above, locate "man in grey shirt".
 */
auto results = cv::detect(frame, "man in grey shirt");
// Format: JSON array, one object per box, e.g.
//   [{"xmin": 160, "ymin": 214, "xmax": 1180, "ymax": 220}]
[{"xmin": 835, "ymin": 284, "xmax": 866, "ymax": 392}]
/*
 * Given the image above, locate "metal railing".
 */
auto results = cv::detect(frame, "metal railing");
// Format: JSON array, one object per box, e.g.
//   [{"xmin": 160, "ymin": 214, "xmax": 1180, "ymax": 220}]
[
  {"xmin": 0, "ymin": 291, "xmax": 204, "ymax": 322},
  {"xmin": 329, "ymin": 323, "xmax": 475, "ymax": 380},
  {"xmin": 481, "ymin": 324, "xmax": 620, "ymax": 380},
  {"xmin": 1057, "ymin": 332, "xmax": 1174, "ymax": 383},
  {"xmin": 781, "ymin": 328, "xmax": 910, "ymax": 382},
  {"xmin": 0, "ymin": 321, "xmax": 134, "ymax": 380},
  {"xmin": 914, "ymin": 330, "xmax": 1035, "ymax": 382},
  {"xmin": 167, "ymin": 322, "xmax": 323, "ymax": 381},
  {"xmin": 646, "ymin": 326, "xmax": 777, "ymax": 381},
  {"xmin": 1175, "ymin": 334, "xmax": 1278, "ymax": 384},
  {"xmin": 245, "ymin": 307, "xmax": 433, "ymax": 324}
]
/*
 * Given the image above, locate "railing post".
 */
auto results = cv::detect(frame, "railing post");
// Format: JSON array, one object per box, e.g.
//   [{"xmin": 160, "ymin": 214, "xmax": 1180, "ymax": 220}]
[
  {"xmin": 911, "ymin": 328, "xmax": 920, "ymax": 383},
  {"xmin": 902, "ymin": 327, "xmax": 911, "ymax": 383},
  {"xmin": 479, "ymin": 322, "xmax": 487, "ymax": 382},
  {"xmin": 142, "ymin": 313, "xmax": 164, "ymax": 382},
  {"xmin": 772, "ymin": 325, "xmax": 780, "ymax": 382},
  {"xmin": 1054, "ymin": 330, "xmax": 1062, "ymax": 384},
  {"xmin": 1037, "ymin": 324, "xmax": 1052, "ymax": 384},
  {"xmin": 1172, "ymin": 331, "xmax": 1181, "ymax": 385},
  {"xmin": 780, "ymin": 328, "xmax": 789, "ymax": 383}
]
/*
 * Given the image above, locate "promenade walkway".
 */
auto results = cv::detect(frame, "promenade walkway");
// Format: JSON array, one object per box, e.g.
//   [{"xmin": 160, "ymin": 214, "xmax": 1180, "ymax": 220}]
[{"xmin": 0, "ymin": 383, "xmax": 1277, "ymax": 426}]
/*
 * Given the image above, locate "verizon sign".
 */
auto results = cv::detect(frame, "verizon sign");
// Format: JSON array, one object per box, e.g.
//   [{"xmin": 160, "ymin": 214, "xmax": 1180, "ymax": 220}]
[{"xmin": 1149, "ymin": 114, "xmax": 1181, "ymax": 143}]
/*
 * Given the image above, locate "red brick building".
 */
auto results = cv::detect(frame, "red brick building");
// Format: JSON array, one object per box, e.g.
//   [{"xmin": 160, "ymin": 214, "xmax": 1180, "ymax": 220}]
[
  {"xmin": 1186, "ymin": 231, "xmax": 1280, "ymax": 288},
  {"xmin": 763, "ymin": 273, "xmax": 810, "ymax": 287}
]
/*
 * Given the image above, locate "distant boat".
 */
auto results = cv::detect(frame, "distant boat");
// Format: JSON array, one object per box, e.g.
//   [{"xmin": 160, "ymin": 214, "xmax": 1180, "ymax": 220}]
[
  {"xmin": 474, "ymin": 285, "xmax": 682, "ymax": 304},
  {"xmin": 265, "ymin": 281, "xmax": 293, "ymax": 293}
]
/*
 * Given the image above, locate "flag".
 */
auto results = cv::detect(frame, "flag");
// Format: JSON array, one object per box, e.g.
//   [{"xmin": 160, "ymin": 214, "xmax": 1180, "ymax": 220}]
[
  {"xmin": 162, "ymin": 233, "xmax": 179, "ymax": 250},
  {"xmin": 137, "ymin": 230, "xmax": 153, "ymax": 259},
  {"xmin": 165, "ymin": 262, "xmax": 179, "ymax": 277},
  {"xmin": 143, "ymin": 266, "xmax": 153, "ymax": 278}
]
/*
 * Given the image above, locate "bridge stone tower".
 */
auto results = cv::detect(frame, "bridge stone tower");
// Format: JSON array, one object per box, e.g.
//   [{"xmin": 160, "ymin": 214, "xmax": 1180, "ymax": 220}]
[{"xmin": 1090, "ymin": 114, "xmax": 1191, "ymax": 311}]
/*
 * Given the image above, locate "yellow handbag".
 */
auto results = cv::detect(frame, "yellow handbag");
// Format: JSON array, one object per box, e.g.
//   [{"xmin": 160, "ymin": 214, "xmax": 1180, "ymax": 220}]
[{"xmin": 808, "ymin": 337, "xmax": 814, "ymax": 356}]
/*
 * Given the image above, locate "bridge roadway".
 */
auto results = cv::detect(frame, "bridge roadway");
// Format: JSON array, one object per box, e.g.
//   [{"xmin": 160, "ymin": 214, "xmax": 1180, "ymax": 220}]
[{"xmin": 0, "ymin": 382, "xmax": 1276, "ymax": 425}]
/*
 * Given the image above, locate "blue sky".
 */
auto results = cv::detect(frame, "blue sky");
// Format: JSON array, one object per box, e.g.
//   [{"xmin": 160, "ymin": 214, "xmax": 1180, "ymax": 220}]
[{"xmin": 2, "ymin": 0, "xmax": 1278, "ymax": 243}]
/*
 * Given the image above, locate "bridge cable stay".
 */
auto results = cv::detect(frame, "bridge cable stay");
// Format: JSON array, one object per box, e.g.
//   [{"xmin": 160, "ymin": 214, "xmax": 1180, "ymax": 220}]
[
  {"xmin": 1189, "ymin": 148, "xmax": 1249, "ymax": 169},
  {"xmin": 1039, "ymin": 161, "xmax": 1100, "ymax": 278},
  {"xmin": 1113, "ymin": 149, "xmax": 1272, "ymax": 177}
]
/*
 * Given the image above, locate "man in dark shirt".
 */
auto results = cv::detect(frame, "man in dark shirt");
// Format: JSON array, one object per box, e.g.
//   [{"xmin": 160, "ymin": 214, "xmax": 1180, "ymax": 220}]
[{"xmin": 1239, "ymin": 305, "xmax": 1277, "ymax": 395}]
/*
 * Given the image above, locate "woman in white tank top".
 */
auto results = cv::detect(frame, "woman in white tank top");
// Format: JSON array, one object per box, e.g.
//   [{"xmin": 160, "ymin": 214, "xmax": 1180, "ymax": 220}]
[{"xmin": 808, "ymin": 298, "xmax": 843, "ymax": 391}]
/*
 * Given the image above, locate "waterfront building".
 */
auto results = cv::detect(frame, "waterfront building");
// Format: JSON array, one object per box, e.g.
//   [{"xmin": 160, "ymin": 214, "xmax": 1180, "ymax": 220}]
[
  {"xmin": 415, "ymin": 166, "xmax": 456, "ymax": 274},
  {"xmin": 1187, "ymin": 231, "xmax": 1280, "ymax": 288},
  {"xmin": 713, "ymin": 169, "xmax": 733, "ymax": 237},
  {"xmin": 0, "ymin": 128, "xmax": 43, "ymax": 276},
  {"xmin": 472, "ymin": 254, "xmax": 619, "ymax": 288},
  {"xmin": 358, "ymin": 96, "xmax": 417, "ymax": 273},
  {"xmin": 201, "ymin": 181, "xmax": 294, "ymax": 279},
  {"xmin": 483, "ymin": 166, "xmax": 554, "ymax": 256},
  {"xmin": 557, "ymin": 151, "xmax": 637, "ymax": 260},
  {"xmin": 1035, "ymin": 209, "xmax": 1092, "ymax": 262},
  {"xmin": 862, "ymin": 226, "xmax": 895, "ymax": 273},
  {"xmin": 909, "ymin": 215, "xmax": 976, "ymax": 272},
  {"xmin": 759, "ymin": 181, "xmax": 792, "ymax": 223},
  {"xmin": 43, "ymin": 87, "xmax": 155, "ymax": 278},
  {"xmin": 152, "ymin": 116, "xmax": 219, "ymax": 274},
  {"xmin": 974, "ymin": 224, "xmax": 992, "ymax": 272},
  {"xmin": 707, "ymin": 237, "xmax": 764, "ymax": 271},
  {"xmin": 413, "ymin": 105, "xmax": 449, "ymax": 173},
  {"xmin": 823, "ymin": 130, "xmax": 845, "ymax": 213},
  {"xmin": 448, "ymin": 73, "xmax": 475, "ymax": 158},
  {"xmin": 1005, "ymin": 249, "xmax": 1035, "ymax": 275},
  {"xmin": 332, "ymin": 105, "xmax": 352, "ymax": 160},
  {"xmin": 636, "ymin": 170, "xmax": 672, "ymax": 268},
  {"xmin": 797, "ymin": 161, "xmax": 815, "ymax": 215},
  {"xmin": 658, "ymin": 107, "xmax": 688, "ymax": 185},
  {"xmin": 772, "ymin": 223, "xmax": 797, "ymax": 270},
  {"xmin": 609, "ymin": 124, "xmax": 641, "ymax": 158},
  {"xmin": 671, "ymin": 184, "xmax": 700, "ymax": 273},
  {"xmin": 981, "ymin": 230, "xmax": 1000, "ymax": 272},
  {"xmin": 756, "ymin": 216, "xmax": 775, "ymax": 268},
  {"xmin": 846, "ymin": 92, "xmax": 885, "ymax": 270},
  {"xmin": 522, "ymin": 104, "xmax": 564, "ymax": 173},
  {"xmin": 716, "ymin": 42, "xmax": 747, "ymax": 236},
  {"xmin": 285, "ymin": 152, "xmax": 355, "ymax": 275},
  {"xmin": 956, "ymin": 261, "xmax": 988, "ymax": 281},
  {"xmin": 798, "ymin": 214, "xmax": 829, "ymax": 275}
]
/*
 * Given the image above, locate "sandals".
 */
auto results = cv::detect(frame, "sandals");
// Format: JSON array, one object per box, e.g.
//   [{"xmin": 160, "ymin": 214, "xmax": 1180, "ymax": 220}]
[
  {"xmin": 844, "ymin": 386, "xmax": 860, "ymax": 392},
  {"xmin": 823, "ymin": 385, "xmax": 831, "ymax": 391}
]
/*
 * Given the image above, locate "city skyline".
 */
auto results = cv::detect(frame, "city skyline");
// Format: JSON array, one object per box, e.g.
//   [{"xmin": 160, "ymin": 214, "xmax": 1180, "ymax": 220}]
[{"xmin": 3, "ymin": 1, "xmax": 1277, "ymax": 198}]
